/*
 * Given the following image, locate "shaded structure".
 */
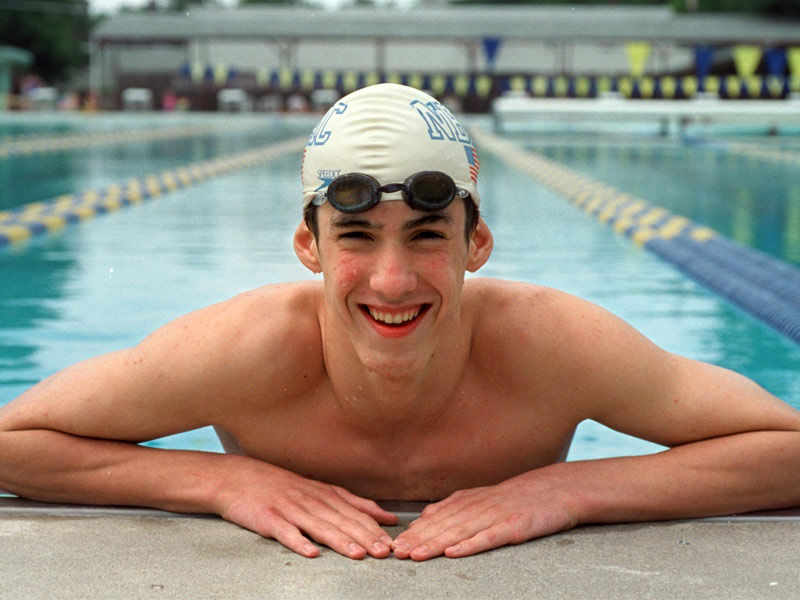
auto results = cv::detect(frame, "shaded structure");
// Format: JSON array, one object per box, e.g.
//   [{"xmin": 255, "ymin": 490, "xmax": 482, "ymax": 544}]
[
  {"xmin": 0, "ymin": 46, "xmax": 33, "ymax": 110},
  {"xmin": 89, "ymin": 6, "xmax": 800, "ymax": 110}
]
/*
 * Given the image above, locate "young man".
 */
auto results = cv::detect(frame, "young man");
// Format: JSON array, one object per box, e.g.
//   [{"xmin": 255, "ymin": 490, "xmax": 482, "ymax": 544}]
[{"xmin": 1, "ymin": 84, "xmax": 799, "ymax": 562}]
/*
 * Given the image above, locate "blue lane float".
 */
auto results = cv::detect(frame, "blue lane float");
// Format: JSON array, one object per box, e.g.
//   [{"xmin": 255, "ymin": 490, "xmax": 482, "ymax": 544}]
[
  {"xmin": 0, "ymin": 137, "xmax": 304, "ymax": 249},
  {"xmin": 647, "ymin": 233, "xmax": 800, "ymax": 345},
  {"xmin": 471, "ymin": 126, "xmax": 800, "ymax": 346}
]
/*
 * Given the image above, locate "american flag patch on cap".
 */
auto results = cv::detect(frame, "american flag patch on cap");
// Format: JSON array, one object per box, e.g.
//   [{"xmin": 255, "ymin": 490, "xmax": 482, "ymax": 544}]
[{"xmin": 464, "ymin": 144, "xmax": 480, "ymax": 185}]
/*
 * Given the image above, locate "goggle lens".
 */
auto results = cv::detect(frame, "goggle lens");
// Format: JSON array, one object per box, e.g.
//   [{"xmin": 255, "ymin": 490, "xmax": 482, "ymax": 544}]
[
  {"xmin": 407, "ymin": 172, "xmax": 455, "ymax": 211},
  {"xmin": 317, "ymin": 171, "xmax": 466, "ymax": 213},
  {"xmin": 327, "ymin": 175, "xmax": 375, "ymax": 211}
]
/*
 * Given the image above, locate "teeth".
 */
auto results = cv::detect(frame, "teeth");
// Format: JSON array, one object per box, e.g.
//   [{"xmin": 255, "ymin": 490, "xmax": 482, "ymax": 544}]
[{"xmin": 368, "ymin": 307, "xmax": 421, "ymax": 325}]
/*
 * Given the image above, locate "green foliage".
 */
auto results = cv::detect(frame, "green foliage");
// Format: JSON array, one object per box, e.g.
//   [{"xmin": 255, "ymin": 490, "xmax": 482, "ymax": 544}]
[
  {"xmin": 672, "ymin": 0, "xmax": 800, "ymax": 17},
  {"xmin": 0, "ymin": 0, "xmax": 92, "ymax": 85},
  {"xmin": 167, "ymin": 0, "xmax": 208, "ymax": 10},
  {"xmin": 450, "ymin": 1, "xmax": 669, "ymax": 5},
  {"xmin": 238, "ymin": 0, "xmax": 302, "ymax": 5}
]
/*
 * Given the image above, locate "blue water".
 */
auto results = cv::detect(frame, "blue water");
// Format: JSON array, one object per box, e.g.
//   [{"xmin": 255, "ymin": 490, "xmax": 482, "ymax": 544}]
[
  {"xmin": 1, "ymin": 113, "xmax": 799, "ymax": 461},
  {"xmin": 526, "ymin": 134, "xmax": 800, "ymax": 268}
]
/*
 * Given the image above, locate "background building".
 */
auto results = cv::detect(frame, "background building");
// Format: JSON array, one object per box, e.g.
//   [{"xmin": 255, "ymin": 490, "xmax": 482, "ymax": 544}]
[{"xmin": 90, "ymin": 5, "xmax": 800, "ymax": 111}]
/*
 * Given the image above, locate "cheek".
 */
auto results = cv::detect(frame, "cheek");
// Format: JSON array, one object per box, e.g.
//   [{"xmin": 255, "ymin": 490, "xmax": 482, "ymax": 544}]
[
  {"xmin": 330, "ymin": 254, "xmax": 363, "ymax": 288},
  {"xmin": 425, "ymin": 250, "xmax": 467, "ymax": 285}
]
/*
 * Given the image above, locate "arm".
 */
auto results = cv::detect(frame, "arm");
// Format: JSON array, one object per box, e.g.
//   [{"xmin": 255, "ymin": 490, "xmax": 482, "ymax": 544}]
[
  {"xmin": 393, "ymin": 290, "xmax": 800, "ymax": 560},
  {"xmin": 0, "ymin": 290, "xmax": 396, "ymax": 559}
]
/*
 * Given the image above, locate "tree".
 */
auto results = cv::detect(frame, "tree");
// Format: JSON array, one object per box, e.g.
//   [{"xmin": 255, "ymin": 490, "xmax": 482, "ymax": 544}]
[
  {"xmin": 676, "ymin": 0, "xmax": 800, "ymax": 17},
  {"xmin": 0, "ymin": 0, "xmax": 92, "ymax": 86},
  {"xmin": 238, "ymin": 0, "xmax": 303, "ymax": 5}
]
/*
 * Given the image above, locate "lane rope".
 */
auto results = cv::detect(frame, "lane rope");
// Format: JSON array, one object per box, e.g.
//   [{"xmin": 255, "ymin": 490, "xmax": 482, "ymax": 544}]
[
  {"xmin": 0, "ymin": 122, "xmax": 267, "ymax": 159},
  {"xmin": 722, "ymin": 140, "xmax": 800, "ymax": 166},
  {"xmin": 0, "ymin": 136, "xmax": 305, "ymax": 249},
  {"xmin": 471, "ymin": 125, "xmax": 800, "ymax": 346}
]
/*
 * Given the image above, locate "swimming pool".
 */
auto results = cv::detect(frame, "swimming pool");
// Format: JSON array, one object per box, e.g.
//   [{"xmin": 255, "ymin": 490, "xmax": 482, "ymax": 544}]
[{"xmin": 1, "ymin": 111, "xmax": 799, "ymax": 462}]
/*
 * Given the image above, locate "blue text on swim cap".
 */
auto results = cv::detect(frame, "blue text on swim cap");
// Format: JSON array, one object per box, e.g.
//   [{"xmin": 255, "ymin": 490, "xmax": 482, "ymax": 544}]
[
  {"xmin": 410, "ymin": 100, "xmax": 472, "ymax": 144},
  {"xmin": 307, "ymin": 101, "xmax": 347, "ymax": 146}
]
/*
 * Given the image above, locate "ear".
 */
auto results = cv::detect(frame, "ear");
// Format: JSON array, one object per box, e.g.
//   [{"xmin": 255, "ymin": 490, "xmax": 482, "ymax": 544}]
[
  {"xmin": 293, "ymin": 221, "xmax": 322, "ymax": 273},
  {"xmin": 466, "ymin": 218, "xmax": 493, "ymax": 273}
]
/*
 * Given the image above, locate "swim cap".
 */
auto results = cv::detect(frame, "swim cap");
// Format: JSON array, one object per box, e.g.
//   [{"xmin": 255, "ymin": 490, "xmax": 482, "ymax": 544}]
[{"xmin": 301, "ymin": 83, "xmax": 480, "ymax": 208}]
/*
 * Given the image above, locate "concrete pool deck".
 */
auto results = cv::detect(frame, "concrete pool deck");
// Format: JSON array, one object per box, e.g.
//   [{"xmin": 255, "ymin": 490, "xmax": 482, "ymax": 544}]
[{"xmin": 1, "ymin": 498, "xmax": 799, "ymax": 599}]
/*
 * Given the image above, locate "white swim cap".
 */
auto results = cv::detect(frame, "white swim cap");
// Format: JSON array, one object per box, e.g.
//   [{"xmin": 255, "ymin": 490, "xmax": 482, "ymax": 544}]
[{"xmin": 301, "ymin": 83, "xmax": 480, "ymax": 208}]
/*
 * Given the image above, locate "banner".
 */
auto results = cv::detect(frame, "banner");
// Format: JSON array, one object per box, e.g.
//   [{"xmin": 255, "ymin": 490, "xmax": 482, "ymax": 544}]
[
  {"xmin": 788, "ymin": 47, "xmax": 800, "ymax": 76},
  {"xmin": 764, "ymin": 48, "xmax": 787, "ymax": 75},
  {"xmin": 626, "ymin": 41, "xmax": 651, "ymax": 77},
  {"xmin": 733, "ymin": 45, "xmax": 762, "ymax": 77},
  {"xmin": 694, "ymin": 46, "xmax": 713, "ymax": 79},
  {"xmin": 482, "ymin": 37, "xmax": 502, "ymax": 71}
]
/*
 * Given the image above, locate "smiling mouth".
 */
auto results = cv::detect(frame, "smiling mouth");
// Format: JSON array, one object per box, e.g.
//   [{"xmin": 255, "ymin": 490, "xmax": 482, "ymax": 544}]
[{"xmin": 364, "ymin": 305, "xmax": 429, "ymax": 326}]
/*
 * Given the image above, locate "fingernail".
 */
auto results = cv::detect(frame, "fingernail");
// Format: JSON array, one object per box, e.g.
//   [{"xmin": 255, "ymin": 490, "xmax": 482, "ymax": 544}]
[
  {"xmin": 410, "ymin": 544, "xmax": 430, "ymax": 560},
  {"xmin": 381, "ymin": 535, "xmax": 393, "ymax": 545},
  {"xmin": 394, "ymin": 540, "xmax": 410, "ymax": 551},
  {"xmin": 373, "ymin": 541, "xmax": 388, "ymax": 553},
  {"xmin": 348, "ymin": 542, "xmax": 362, "ymax": 555}
]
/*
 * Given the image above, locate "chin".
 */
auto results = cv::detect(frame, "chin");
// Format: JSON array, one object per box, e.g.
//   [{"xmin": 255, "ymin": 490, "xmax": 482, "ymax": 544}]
[{"xmin": 360, "ymin": 352, "xmax": 426, "ymax": 380}]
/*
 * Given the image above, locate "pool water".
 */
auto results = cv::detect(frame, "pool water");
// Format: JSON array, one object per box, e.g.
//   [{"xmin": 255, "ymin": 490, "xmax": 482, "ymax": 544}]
[
  {"xmin": 1, "ymin": 112, "xmax": 799, "ymax": 461},
  {"xmin": 526, "ymin": 133, "xmax": 800, "ymax": 268}
]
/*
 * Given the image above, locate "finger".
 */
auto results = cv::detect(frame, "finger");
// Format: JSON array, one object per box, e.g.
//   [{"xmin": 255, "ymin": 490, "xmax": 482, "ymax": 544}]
[
  {"xmin": 406, "ymin": 524, "xmax": 486, "ymax": 561},
  {"xmin": 322, "ymin": 490, "xmax": 397, "ymax": 536},
  {"xmin": 397, "ymin": 495, "xmax": 488, "ymax": 550},
  {"xmin": 444, "ymin": 523, "xmax": 519, "ymax": 558},
  {"xmin": 310, "ymin": 493, "xmax": 395, "ymax": 557},
  {"xmin": 254, "ymin": 511, "xmax": 321, "ymax": 558},
  {"xmin": 330, "ymin": 486, "xmax": 399, "ymax": 526},
  {"xmin": 393, "ymin": 521, "xmax": 472, "ymax": 561},
  {"xmin": 282, "ymin": 498, "xmax": 392, "ymax": 559},
  {"xmin": 418, "ymin": 488, "xmax": 481, "ymax": 517},
  {"xmin": 289, "ymin": 512, "xmax": 373, "ymax": 559},
  {"xmin": 408, "ymin": 488, "xmax": 487, "ymax": 533},
  {"xmin": 393, "ymin": 499, "xmax": 498, "ymax": 560}
]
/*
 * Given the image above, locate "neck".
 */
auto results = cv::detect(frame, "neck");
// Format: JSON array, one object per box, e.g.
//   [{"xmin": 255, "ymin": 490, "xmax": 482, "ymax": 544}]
[{"xmin": 323, "ymin": 317, "xmax": 471, "ymax": 436}]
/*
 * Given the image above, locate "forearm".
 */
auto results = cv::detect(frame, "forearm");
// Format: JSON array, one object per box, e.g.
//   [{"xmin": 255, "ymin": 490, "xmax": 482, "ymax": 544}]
[
  {"xmin": 1, "ymin": 427, "xmax": 399, "ymax": 560},
  {"xmin": 0, "ymin": 428, "xmax": 235, "ymax": 514},
  {"xmin": 564, "ymin": 430, "xmax": 800, "ymax": 524}
]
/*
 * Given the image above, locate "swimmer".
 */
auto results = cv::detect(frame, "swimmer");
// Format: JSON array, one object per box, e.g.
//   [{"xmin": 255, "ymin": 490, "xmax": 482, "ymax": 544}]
[{"xmin": 1, "ymin": 83, "xmax": 799, "ymax": 561}]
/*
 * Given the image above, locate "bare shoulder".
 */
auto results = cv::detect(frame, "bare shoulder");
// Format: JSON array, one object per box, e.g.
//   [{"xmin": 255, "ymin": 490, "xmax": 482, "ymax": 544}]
[
  {"xmin": 172, "ymin": 281, "xmax": 323, "ymax": 350},
  {"xmin": 0, "ymin": 282, "xmax": 327, "ymax": 442},
  {"xmin": 464, "ymin": 277, "xmax": 616, "ymax": 346},
  {"xmin": 463, "ymin": 277, "xmax": 666, "ymax": 404},
  {"xmin": 464, "ymin": 278, "xmax": 800, "ymax": 446},
  {"xmin": 141, "ymin": 281, "xmax": 326, "ymax": 391}
]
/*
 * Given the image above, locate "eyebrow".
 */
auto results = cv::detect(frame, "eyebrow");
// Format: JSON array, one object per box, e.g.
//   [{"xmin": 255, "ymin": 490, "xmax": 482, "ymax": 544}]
[
  {"xmin": 331, "ymin": 216, "xmax": 379, "ymax": 230},
  {"xmin": 402, "ymin": 213, "xmax": 452, "ymax": 231},
  {"xmin": 330, "ymin": 212, "xmax": 453, "ymax": 231}
]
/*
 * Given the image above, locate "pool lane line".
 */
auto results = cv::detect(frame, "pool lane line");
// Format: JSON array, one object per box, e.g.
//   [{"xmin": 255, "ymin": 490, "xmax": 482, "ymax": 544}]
[
  {"xmin": 470, "ymin": 126, "xmax": 800, "ymax": 346},
  {"xmin": 0, "ymin": 136, "xmax": 306, "ymax": 249},
  {"xmin": 721, "ymin": 140, "xmax": 800, "ymax": 166},
  {"xmin": 0, "ymin": 122, "xmax": 267, "ymax": 158}
]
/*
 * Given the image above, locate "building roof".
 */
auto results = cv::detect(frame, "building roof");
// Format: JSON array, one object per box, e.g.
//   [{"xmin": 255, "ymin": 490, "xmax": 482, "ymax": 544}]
[{"xmin": 92, "ymin": 6, "xmax": 800, "ymax": 47}]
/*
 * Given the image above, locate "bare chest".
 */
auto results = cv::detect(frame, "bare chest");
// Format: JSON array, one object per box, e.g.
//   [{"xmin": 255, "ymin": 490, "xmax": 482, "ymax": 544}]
[{"xmin": 228, "ymin": 391, "xmax": 576, "ymax": 501}]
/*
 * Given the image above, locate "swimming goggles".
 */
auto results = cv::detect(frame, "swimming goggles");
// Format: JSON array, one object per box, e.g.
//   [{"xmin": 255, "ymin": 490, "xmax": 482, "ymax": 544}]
[{"xmin": 312, "ymin": 171, "xmax": 469, "ymax": 214}]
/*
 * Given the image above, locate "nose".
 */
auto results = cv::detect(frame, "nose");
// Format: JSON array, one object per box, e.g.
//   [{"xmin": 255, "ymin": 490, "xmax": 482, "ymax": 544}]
[{"xmin": 369, "ymin": 243, "xmax": 418, "ymax": 300}]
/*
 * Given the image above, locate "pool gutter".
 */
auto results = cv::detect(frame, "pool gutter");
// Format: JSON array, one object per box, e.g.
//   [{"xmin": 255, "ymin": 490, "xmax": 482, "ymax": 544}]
[{"xmin": 2, "ymin": 495, "xmax": 799, "ymax": 598}]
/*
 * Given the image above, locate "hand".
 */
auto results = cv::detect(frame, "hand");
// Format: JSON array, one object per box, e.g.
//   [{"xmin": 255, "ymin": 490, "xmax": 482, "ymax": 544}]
[
  {"xmin": 392, "ymin": 470, "xmax": 578, "ymax": 561},
  {"xmin": 216, "ymin": 460, "xmax": 398, "ymax": 559}
]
